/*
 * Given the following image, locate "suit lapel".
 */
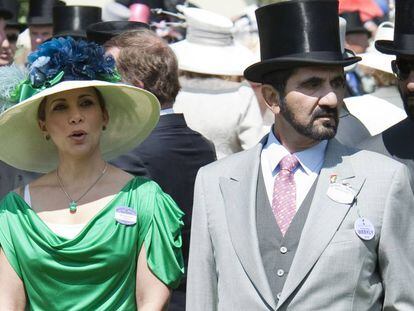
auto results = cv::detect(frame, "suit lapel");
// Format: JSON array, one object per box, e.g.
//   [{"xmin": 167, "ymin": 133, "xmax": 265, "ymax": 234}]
[
  {"xmin": 220, "ymin": 139, "xmax": 277, "ymax": 310},
  {"xmin": 276, "ymin": 139, "xmax": 366, "ymax": 309}
]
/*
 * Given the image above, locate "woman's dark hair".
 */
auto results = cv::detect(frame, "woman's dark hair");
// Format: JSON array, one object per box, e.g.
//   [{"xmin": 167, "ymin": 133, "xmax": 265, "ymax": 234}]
[{"xmin": 37, "ymin": 87, "xmax": 106, "ymax": 121}]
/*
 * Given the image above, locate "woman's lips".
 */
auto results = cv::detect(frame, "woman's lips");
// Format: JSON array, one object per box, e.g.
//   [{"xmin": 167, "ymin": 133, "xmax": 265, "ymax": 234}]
[{"xmin": 69, "ymin": 131, "xmax": 87, "ymax": 142}]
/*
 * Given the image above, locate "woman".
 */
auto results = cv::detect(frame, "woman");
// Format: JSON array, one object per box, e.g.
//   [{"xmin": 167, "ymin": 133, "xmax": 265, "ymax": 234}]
[{"xmin": 0, "ymin": 37, "xmax": 184, "ymax": 310}]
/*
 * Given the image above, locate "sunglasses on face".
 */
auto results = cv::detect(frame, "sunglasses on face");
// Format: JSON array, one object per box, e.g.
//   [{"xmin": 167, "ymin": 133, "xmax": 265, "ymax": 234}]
[
  {"xmin": 392, "ymin": 59, "xmax": 414, "ymax": 80},
  {"xmin": 6, "ymin": 33, "xmax": 18, "ymax": 43}
]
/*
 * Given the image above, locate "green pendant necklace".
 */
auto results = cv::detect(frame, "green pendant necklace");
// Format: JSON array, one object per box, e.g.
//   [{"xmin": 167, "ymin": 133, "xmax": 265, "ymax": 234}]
[{"xmin": 56, "ymin": 163, "xmax": 108, "ymax": 213}]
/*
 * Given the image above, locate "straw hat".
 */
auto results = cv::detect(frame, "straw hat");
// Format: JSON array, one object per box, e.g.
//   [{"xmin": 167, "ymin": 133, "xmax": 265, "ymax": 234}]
[
  {"xmin": 0, "ymin": 38, "xmax": 160, "ymax": 173},
  {"xmin": 170, "ymin": 7, "xmax": 256, "ymax": 76}
]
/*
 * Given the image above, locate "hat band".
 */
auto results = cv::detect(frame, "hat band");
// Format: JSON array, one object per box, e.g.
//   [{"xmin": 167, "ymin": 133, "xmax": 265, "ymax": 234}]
[
  {"xmin": 394, "ymin": 34, "xmax": 414, "ymax": 51},
  {"xmin": 186, "ymin": 27, "xmax": 233, "ymax": 46}
]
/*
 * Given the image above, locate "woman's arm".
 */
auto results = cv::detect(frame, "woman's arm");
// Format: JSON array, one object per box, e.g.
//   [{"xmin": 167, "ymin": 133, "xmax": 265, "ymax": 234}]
[
  {"xmin": 0, "ymin": 249, "xmax": 26, "ymax": 310},
  {"xmin": 136, "ymin": 245, "xmax": 171, "ymax": 311}
]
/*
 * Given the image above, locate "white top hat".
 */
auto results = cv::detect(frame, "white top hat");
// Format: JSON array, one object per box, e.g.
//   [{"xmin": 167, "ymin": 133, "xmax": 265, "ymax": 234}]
[
  {"xmin": 358, "ymin": 22, "xmax": 395, "ymax": 74},
  {"xmin": 170, "ymin": 7, "xmax": 255, "ymax": 76}
]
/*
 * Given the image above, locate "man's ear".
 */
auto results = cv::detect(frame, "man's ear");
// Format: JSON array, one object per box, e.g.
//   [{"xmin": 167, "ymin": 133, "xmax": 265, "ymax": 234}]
[{"xmin": 261, "ymin": 84, "xmax": 282, "ymax": 114}]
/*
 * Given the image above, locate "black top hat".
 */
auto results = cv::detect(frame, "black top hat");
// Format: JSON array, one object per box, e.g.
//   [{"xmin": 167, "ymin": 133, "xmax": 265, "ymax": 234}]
[
  {"xmin": 28, "ymin": 0, "xmax": 65, "ymax": 25},
  {"xmin": 86, "ymin": 21, "xmax": 150, "ymax": 45},
  {"xmin": 3, "ymin": 0, "xmax": 24, "ymax": 31},
  {"xmin": 0, "ymin": 0, "xmax": 13, "ymax": 19},
  {"xmin": 376, "ymin": 0, "xmax": 414, "ymax": 55},
  {"xmin": 340, "ymin": 11, "xmax": 371, "ymax": 37},
  {"xmin": 244, "ymin": 0, "xmax": 360, "ymax": 83},
  {"xmin": 53, "ymin": 6, "xmax": 102, "ymax": 39}
]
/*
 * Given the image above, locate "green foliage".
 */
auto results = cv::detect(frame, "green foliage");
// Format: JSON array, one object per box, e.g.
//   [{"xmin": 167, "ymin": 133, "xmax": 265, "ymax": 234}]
[{"xmin": 18, "ymin": 0, "xmax": 29, "ymax": 23}]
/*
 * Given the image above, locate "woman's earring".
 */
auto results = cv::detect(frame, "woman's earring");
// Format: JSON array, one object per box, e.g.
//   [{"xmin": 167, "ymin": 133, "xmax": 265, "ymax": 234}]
[
  {"xmin": 102, "ymin": 125, "xmax": 107, "ymax": 131},
  {"xmin": 45, "ymin": 134, "xmax": 50, "ymax": 140}
]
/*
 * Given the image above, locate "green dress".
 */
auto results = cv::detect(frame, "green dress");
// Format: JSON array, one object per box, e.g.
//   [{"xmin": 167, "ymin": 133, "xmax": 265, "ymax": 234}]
[{"xmin": 0, "ymin": 177, "xmax": 184, "ymax": 310}]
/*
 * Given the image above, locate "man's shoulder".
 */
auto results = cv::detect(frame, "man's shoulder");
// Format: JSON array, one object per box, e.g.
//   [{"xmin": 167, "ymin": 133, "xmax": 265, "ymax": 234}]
[
  {"xmin": 199, "ymin": 145, "xmax": 261, "ymax": 177},
  {"xmin": 342, "ymin": 142, "xmax": 406, "ymax": 177},
  {"xmin": 358, "ymin": 118, "xmax": 414, "ymax": 157}
]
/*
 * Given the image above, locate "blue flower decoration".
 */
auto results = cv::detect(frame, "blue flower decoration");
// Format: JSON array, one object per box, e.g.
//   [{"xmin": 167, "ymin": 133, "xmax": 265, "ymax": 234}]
[{"xmin": 27, "ymin": 37, "xmax": 119, "ymax": 88}]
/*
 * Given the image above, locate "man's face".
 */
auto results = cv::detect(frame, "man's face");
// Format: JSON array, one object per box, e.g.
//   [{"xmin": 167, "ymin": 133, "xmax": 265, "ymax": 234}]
[
  {"xmin": 29, "ymin": 25, "xmax": 53, "ymax": 51},
  {"xmin": 0, "ymin": 18, "xmax": 6, "ymax": 46},
  {"xmin": 345, "ymin": 32, "xmax": 370, "ymax": 54},
  {"xmin": 0, "ymin": 27, "xmax": 19, "ymax": 66},
  {"xmin": 393, "ymin": 56, "xmax": 414, "ymax": 119},
  {"xmin": 264, "ymin": 66, "xmax": 346, "ymax": 144}
]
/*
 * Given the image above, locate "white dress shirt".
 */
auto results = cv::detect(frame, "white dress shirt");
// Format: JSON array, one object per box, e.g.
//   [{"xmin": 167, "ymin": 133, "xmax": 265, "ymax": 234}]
[{"xmin": 260, "ymin": 130, "xmax": 327, "ymax": 210}]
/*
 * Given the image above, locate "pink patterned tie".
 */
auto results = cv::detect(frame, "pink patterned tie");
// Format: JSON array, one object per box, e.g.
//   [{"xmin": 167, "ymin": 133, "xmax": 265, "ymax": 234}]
[{"xmin": 272, "ymin": 154, "xmax": 299, "ymax": 236}]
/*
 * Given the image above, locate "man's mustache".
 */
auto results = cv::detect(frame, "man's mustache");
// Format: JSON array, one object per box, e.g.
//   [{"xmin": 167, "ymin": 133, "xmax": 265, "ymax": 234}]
[{"xmin": 311, "ymin": 108, "xmax": 338, "ymax": 120}]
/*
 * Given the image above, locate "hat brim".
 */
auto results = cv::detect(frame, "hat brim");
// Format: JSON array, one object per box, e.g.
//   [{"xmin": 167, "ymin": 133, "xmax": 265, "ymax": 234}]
[
  {"xmin": 170, "ymin": 40, "xmax": 256, "ymax": 76},
  {"xmin": 0, "ymin": 9, "xmax": 13, "ymax": 20},
  {"xmin": 358, "ymin": 51, "xmax": 395, "ymax": 74},
  {"xmin": 0, "ymin": 80, "xmax": 160, "ymax": 173},
  {"xmin": 375, "ymin": 40, "xmax": 414, "ymax": 56},
  {"xmin": 244, "ymin": 55, "xmax": 361, "ymax": 82},
  {"xmin": 6, "ymin": 23, "xmax": 27, "ymax": 32}
]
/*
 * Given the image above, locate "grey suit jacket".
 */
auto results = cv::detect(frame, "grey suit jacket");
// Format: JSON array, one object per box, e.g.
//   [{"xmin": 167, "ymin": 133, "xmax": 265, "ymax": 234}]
[{"xmin": 186, "ymin": 137, "xmax": 414, "ymax": 311}]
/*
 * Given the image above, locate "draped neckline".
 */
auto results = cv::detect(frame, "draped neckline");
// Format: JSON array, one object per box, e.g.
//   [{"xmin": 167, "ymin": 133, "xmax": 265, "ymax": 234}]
[{"xmin": 8, "ymin": 177, "xmax": 136, "ymax": 248}]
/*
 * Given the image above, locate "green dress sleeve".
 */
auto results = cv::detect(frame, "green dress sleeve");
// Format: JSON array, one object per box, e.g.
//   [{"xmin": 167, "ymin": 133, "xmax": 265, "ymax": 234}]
[
  {"xmin": 139, "ymin": 182, "xmax": 185, "ymax": 289},
  {"xmin": 0, "ymin": 194, "xmax": 23, "ymax": 278}
]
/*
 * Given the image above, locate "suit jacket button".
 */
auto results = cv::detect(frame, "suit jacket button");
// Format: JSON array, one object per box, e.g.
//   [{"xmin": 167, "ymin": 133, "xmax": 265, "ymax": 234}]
[
  {"xmin": 277, "ymin": 293, "xmax": 281, "ymax": 300},
  {"xmin": 280, "ymin": 246, "xmax": 287, "ymax": 254},
  {"xmin": 277, "ymin": 269, "xmax": 285, "ymax": 277}
]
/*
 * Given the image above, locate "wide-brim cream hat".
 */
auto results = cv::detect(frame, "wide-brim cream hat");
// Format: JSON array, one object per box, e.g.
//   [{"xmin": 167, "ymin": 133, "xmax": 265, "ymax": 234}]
[
  {"xmin": 170, "ymin": 7, "xmax": 256, "ymax": 76},
  {"xmin": 358, "ymin": 22, "xmax": 395, "ymax": 74},
  {"xmin": 0, "ymin": 80, "xmax": 160, "ymax": 173}
]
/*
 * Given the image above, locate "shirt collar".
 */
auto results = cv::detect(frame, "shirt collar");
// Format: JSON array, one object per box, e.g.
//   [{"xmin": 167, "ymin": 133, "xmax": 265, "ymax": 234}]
[
  {"xmin": 263, "ymin": 129, "xmax": 328, "ymax": 175},
  {"xmin": 160, "ymin": 108, "xmax": 175, "ymax": 115}
]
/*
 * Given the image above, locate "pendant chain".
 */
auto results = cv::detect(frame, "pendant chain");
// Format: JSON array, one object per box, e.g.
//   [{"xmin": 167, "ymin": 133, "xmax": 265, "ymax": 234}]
[{"xmin": 56, "ymin": 162, "xmax": 108, "ymax": 212}]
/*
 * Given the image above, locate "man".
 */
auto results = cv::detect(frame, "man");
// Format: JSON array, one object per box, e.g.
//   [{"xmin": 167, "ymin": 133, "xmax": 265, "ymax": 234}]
[
  {"xmin": 341, "ymin": 11, "xmax": 374, "ymax": 97},
  {"xmin": 28, "ymin": 0, "xmax": 64, "ymax": 51},
  {"xmin": 359, "ymin": 0, "xmax": 414, "ymax": 191},
  {"xmin": 0, "ymin": 0, "xmax": 12, "ymax": 46},
  {"xmin": 98, "ymin": 26, "xmax": 216, "ymax": 310},
  {"xmin": 0, "ymin": 0, "xmax": 22, "ymax": 66},
  {"xmin": 187, "ymin": 1, "xmax": 414, "ymax": 310}
]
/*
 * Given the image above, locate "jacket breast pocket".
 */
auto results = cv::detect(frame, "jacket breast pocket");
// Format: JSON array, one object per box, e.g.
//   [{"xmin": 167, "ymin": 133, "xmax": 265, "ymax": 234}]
[{"xmin": 329, "ymin": 229, "xmax": 357, "ymax": 244}]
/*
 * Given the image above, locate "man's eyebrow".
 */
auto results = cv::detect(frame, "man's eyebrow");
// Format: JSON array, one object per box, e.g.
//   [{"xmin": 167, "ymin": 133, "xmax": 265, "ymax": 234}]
[{"xmin": 298, "ymin": 76, "xmax": 324, "ymax": 86}]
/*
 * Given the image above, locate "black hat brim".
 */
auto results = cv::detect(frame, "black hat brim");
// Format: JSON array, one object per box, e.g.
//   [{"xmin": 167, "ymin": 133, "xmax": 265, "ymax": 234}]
[
  {"xmin": 375, "ymin": 40, "xmax": 414, "ymax": 56},
  {"xmin": 28, "ymin": 16, "xmax": 53, "ymax": 25},
  {"xmin": 244, "ymin": 54, "xmax": 361, "ymax": 83},
  {"xmin": 53, "ymin": 31, "xmax": 87, "ymax": 39},
  {"xmin": 0, "ymin": 8, "xmax": 12, "ymax": 19}
]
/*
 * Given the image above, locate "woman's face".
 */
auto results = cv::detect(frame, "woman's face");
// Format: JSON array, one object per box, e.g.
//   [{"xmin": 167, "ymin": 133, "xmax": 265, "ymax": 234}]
[{"xmin": 38, "ymin": 87, "xmax": 109, "ymax": 159}]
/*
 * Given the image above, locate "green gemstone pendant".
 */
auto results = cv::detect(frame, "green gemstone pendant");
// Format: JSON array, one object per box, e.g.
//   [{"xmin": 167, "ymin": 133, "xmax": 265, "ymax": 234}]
[{"xmin": 69, "ymin": 201, "xmax": 77, "ymax": 213}]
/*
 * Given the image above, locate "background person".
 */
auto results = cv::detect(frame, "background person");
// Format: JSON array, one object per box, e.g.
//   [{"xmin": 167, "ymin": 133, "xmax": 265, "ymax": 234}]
[
  {"xmin": 0, "ymin": 37, "xmax": 184, "ymax": 310},
  {"xmin": 171, "ymin": 7, "xmax": 267, "ymax": 159},
  {"xmin": 359, "ymin": 0, "xmax": 414, "ymax": 192},
  {"xmin": 100, "ymin": 26, "xmax": 217, "ymax": 310}
]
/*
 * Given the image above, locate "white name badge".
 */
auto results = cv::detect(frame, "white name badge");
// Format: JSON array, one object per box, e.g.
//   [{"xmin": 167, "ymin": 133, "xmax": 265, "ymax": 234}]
[
  {"xmin": 327, "ymin": 183, "xmax": 356, "ymax": 204},
  {"xmin": 354, "ymin": 217, "xmax": 375, "ymax": 241},
  {"xmin": 115, "ymin": 206, "xmax": 137, "ymax": 226}
]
